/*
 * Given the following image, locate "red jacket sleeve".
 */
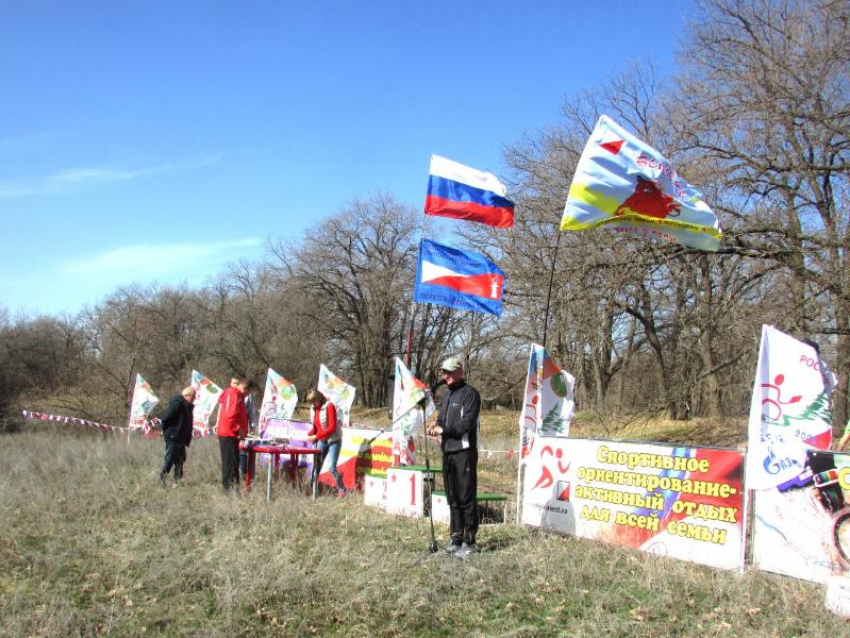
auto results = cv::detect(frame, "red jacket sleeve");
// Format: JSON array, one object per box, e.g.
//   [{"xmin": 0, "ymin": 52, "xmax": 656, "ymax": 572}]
[{"xmin": 314, "ymin": 402, "xmax": 337, "ymax": 440}]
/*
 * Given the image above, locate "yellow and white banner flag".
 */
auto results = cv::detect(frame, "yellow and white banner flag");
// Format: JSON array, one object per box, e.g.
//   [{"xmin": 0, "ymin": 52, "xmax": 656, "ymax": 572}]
[{"xmin": 561, "ymin": 115, "xmax": 721, "ymax": 251}]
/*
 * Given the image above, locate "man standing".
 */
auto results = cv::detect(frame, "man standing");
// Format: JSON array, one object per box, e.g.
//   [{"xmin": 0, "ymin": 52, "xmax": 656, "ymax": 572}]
[
  {"xmin": 217, "ymin": 377, "xmax": 250, "ymax": 490},
  {"xmin": 237, "ymin": 378, "xmax": 257, "ymax": 478},
  {"xmin": 427, "ymin": 356, "xmax": 481, "ymax": 559},
  {"xmin": 157, "ymin": 386, "xmax": 196, "ymax": 485}
]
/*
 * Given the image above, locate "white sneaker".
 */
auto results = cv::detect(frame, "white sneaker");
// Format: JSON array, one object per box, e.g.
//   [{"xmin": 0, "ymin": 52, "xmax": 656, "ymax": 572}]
[{"xmin": 454, "ymin": 543, "xmax": 478, "ymax": 560}]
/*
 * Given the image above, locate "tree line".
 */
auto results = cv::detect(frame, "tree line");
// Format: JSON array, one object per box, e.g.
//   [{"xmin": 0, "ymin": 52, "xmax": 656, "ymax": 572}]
[{"xmin": 2, "ymin": 0, "xmax": 847, "ymax": 433}]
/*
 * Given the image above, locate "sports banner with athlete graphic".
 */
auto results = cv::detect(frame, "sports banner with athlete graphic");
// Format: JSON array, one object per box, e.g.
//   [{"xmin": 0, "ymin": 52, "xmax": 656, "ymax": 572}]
[
  {"xmin": 519, "ymin": 343, "xmax": 575, "ymax": 457},
  {"xmin": 190, "ymin": 369, "xmax": 223, "ymax": 435},
  {"xmin": 391, "ymin": 357, "xmax": 434, "ymax": 466},
  {"xmin": 520, "ymin": 437, "xmax": 746, "ymax": 571},
  {"xmin": 746, "ymin": 325, "xmax": 834, "ymax": 491},
  {"xmin": 128, "ymin": 373, "xmax": 159, "ymax": 430},
  {"xmin": 560, "ymin": 114, "xmax": 721, "ymax": 251},
  {"xmin": 752, "ymin": 449, "xmax": 850, "ymax": 583},
  {"xmin": 258, "ymin": 367, "xmax": 298, "ymax": 433}
]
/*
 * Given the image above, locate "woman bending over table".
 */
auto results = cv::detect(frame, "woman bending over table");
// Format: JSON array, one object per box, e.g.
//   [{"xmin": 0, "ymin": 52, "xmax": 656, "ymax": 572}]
[{"xmin": 305, "ymin": 389, "xmax": 346, "ymax": 497}]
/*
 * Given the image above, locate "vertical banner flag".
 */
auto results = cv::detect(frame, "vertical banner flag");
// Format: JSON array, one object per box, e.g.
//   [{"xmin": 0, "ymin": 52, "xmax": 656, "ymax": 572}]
[
  {"xmin": 318, "ymin": 364, "xmax": 356, "ymax": 427},
  {"xmin": 258, "ymin": 368, "xmax": 298, "ymax": 433},
  {"xmin": 519, "ymin": 343, "xmax": 575, "ymax": 457},
  {"xmin": 392, "ymin": 357, "xmax": 435, "ymax": 465},
  {"xmin": 746, "ymin": 325, "xmax": 834, "ymax": 490},
  {"xmin": 128, "ymin": 373, "xmax": 159, "ymax": 430},
  {"xmin": 560, "ymin": 114, "xmax": 722, "ymax": 251},
  {"xmin": 425, "ymin": 154, "xmax": 515, "ymax": 228},
  {"xmin": 190, "ymin": 369, "xmax": 223, "ymax": 434},
  {"xmin": 413, "ymin": 239, "xmax": 506, "ymax": 317}
]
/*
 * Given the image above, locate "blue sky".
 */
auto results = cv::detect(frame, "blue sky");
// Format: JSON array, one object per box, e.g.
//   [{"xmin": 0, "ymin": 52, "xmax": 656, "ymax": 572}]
[{"xmin": 1, "ymin": 1, "xmax": 694, "ymax": 317}]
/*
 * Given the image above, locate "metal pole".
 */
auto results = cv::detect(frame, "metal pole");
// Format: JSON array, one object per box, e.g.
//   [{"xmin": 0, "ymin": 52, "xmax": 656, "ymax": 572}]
[{"xmin": 541, "ymin": 230, "xmax": 563, "ymax": 349}]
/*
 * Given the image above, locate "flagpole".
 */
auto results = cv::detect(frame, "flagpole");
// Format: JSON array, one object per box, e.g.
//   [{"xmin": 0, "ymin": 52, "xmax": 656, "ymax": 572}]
[
  {"xmin": 541, "ymin": 229, "xmax": 562, "ymax": 349},
  {"xmin": 403, "ymin": 159, "xmax": 431, "ymax": 459}
]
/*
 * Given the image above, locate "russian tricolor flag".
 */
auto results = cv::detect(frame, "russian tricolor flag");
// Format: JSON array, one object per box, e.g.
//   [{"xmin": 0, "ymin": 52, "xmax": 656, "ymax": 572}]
[
  {"xmin": 425, "ymin": 155, "xmax": 515, "ymax": 228},
  {"xmin": 413, "ymin": 239, "xmax": 505, "ymax": 317}
]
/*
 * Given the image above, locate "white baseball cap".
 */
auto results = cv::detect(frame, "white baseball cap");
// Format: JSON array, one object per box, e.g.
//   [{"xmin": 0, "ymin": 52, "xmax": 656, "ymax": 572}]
[{"xmin": 440, "ymin": 356, "xmax": 464, "ymax": 372}]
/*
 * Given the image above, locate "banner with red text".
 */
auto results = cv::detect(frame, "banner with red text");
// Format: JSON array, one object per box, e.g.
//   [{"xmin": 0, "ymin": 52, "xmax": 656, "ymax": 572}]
[
  {"xmin": 190, "ymin": 369, "xmax": 223, "ymax": 434},
  {"xmin": 271, "ymin": 424, "xmax": 393, "ymax": 492},
  {"xmin": 752, "ymin": 449, "xmax": 850, "ymax": 583},
  {"xmin": 323, "ymin": 427, "xmax": 393, "ymax": 490},
  {"xmin": 128, "ymin": 373, "xmax": 159, "ymax": 430},
  {"xmin": 521, "ymin": 437, "xmax": 745, "ymax": 571}
]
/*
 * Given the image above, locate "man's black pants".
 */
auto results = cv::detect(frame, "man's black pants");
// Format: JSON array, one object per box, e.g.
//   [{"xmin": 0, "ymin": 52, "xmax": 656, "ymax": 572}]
[
  {"xmin": 219, "ymin": 436, "xmax": 240, "ymax": 490},
  {"xmin": 442, "ymin": 448, "xmax": 479, "ymax": 545},
  {"xmin": 160, "ymin": 439, "xmax": 186, "ymax": 482}
]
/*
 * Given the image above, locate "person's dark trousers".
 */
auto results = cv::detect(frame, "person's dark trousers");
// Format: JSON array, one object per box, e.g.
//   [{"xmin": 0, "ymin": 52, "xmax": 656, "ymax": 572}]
[
  {"xmin": 442, "ymin": 448, "xmax": 479, "ymax": 545},
  {"xmin": 160, "ymin": 439, "xmax": 186, "ymax": 483},
  {"xmin": 219, "ymin": 436, "xmax": 241, "ymax": 490},
  {"xmin": 239, "ymin": 450, "xmax": 248, "ymax": 478}
]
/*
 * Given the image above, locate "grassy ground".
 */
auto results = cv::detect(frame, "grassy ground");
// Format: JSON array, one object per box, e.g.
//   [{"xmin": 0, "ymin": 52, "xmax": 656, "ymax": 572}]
[{"xmin": 0, "ymin": 414, "xmax": 843, "ymax": 637}]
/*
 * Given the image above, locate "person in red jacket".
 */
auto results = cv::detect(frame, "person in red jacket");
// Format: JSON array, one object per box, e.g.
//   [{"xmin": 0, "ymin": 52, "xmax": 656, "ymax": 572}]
[
  {"xmin": 217, "ymin": 377, "xmax": 251, "ymax": 490},
  {"xmin": 305, "ymin": 389, "xmax": 346, "ymax": 497}
]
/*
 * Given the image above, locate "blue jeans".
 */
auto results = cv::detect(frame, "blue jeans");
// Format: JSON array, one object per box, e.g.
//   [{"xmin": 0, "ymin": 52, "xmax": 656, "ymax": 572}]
[{"xmin": 318, "ymin": 439, "xmax": 345, "ymax": 492}]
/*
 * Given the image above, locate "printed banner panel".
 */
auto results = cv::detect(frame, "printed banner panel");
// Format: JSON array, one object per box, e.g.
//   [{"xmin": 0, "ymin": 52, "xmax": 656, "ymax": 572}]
[
  {"xmin": 128, "ymin": 373, "xmax": 159, "ymax": 429},
  {"xmin": 521, "ymin": 437, "xmax": 745, "ymax": 571},
  {"xmin": 258, "ymin": 368, "xmax": 298, "ymax": 431},
  {"xmin": 262, "ymin": 418, "xmax": 311, "ymax": 441},
  {"xmin": 190, "ymin": 370, "xmax": 222, "ymax": 433},
  {"xmin": 260, "ymin": 422, "xmax": 392, "ymax": 491},
  {"xmin": 752, "ymin": 450, "xmax": 850, "ymax": 583},
  {"xmin": 746, "ymin": 325, "xmax": 834, "ymax": 490}
]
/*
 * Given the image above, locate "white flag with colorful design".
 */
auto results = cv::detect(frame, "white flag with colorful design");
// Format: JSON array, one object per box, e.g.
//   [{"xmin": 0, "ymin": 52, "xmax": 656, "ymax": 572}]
[
  {"xmin": 259, "ymin": 368, "xmax": 298, "ymax": 432},
  {"xmin": 190, "ymin": 369, "xmax": 223, "ymax": 434},
  {"xmin": 392, "ymin": 357, "xmax": 434, "ymax": 465},
  {"xmin": 519, "ymin": 343, "xmax": 575, "ymax": 456},
  {"xmin": 318, "ymin": 364, "xmax": 356, "ymax": 427},
  {"xmin": 746, "ymin": 325, "xmax": 834, "ymax": 490},
  {"xmin": 561, "ymin": 114, "xmax": 722, "ymax": 251},
  {"xmin": 128, "ymin": 373, "xmax": 159, "ymax": 430}
]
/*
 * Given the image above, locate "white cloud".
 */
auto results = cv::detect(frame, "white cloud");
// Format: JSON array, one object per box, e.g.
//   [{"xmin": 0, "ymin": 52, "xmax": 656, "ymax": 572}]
[
  {"xmin": 61, "ymin": 238, "xmax": 263, "ymax": 278},
  {"xmin": 0, "ymin": 154, "xmax": 223, "ymax": 200}
]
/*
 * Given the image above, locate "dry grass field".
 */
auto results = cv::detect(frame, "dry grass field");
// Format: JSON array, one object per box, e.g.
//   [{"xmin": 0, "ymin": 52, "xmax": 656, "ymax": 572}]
[{"xmin": 1, "ymin": 411, "xmax": 845, "ymax": 637}]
